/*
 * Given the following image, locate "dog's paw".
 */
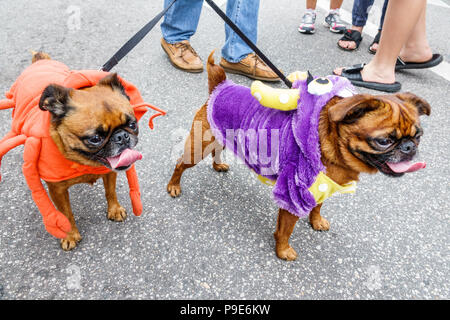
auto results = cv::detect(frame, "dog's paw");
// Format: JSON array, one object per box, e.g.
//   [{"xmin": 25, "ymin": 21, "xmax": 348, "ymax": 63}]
[
  {"xmin": 213, "ymin": 163, "xmax": 229, "ymax": 172},
  {"xmin": 276, "ymin": 245, "xmax": 298, "ymax": 261},
  {"xmin": 107, "ymin": 205, "xmax": 127, "ymax": 222},
  {"xmin": 311, "ymin": 216, "xmax": 330, "ymax": 231},
  {"xmin": 167, "ymin": 183, "xmax": 182, "ymax": 198},
  {"xmin": 60, "ymin": 230, "xmax": 82, "ymax": 251}
]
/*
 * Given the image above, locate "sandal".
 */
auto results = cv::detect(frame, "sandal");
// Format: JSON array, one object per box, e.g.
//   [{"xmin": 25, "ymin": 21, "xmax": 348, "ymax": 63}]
[
  {"xmin": 395, "ymin": 53, "xmax": 443, "ymax": 70},
  {"xmin": 368, "ymin": 30, "xmax": 381, "ymax": 54},
  {"xmin": 333, "ymin": 64, "xmax": 401, "ymax": 92},
  {"xmin": 337, "ymin": 29, "xmax": 362, "ymax": 51}
]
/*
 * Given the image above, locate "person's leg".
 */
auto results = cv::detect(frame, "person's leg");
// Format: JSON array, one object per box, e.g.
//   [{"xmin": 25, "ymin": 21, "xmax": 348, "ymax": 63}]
[
  {"xmin": 325, "ymin": 0, "xmax": 346, "ymax": 33},
  {"xmin": 161, "ymin": 0, "xmax": 203, "ymax": 43},
  {"xmin": 379, "ymin": 0, "xmax": 389, "ymax": 30},
  {"xmin": 369, "ymin": 0, "xmax": 388, "ymax": 53},
  {"xmin": 334, "ymin": 0, "xmax": 427, "ymax": 84},
  {"xmin": 339, "ymin": 0, "xmax": 374, "ymax": 50},
  {"xmin": 219, "ymin": 0, "xmax": 279, "ymax": 81},
  {"xmin": 330, "ymin": 0, "xmax": 343, "ymax": 10},
  {"xmin": 221, "ymin": 0, "xmax": 260, "ymax": 62},
  {"xmin": 160, "ymin": 0, "xmax": 204, "ymax": 72},
  {"xmin": 399, "ymin": 6, "xmax": 432, "ymax": 63},
  {"xmin": 307, "ymin": 0, "xmax": 318, "ymax": 10}
]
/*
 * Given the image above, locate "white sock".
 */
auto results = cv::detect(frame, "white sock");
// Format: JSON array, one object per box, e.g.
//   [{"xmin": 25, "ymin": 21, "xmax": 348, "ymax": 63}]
[{"xmin": 329, "ymin": 8, "xmax": 340, "ymax": 15}]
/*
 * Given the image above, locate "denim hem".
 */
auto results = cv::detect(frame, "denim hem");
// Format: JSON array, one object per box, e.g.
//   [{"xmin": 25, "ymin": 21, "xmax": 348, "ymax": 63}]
[
  {"xmin": 163, "ymin": 37, "xmax": 192, "ymax": 44},
  {"xmin": 221, "ymin": 51, "xmax": 252, "ymax": 63}
]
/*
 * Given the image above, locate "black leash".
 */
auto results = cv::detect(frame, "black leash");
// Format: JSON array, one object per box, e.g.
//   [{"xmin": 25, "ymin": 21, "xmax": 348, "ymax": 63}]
[
  {"xmin": 204, "ymin": 0, "xmax": 292, "ymax": 88},
  {"xmin": 101, "ymin": 0, "xmax": 292, "ymax": 88},
  {"xmin": 101, "ymin": 0, "xmax": 177, "ymax": 72}
]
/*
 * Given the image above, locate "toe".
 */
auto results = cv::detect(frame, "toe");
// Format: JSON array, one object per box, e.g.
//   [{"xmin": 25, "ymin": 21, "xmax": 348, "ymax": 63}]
[{"xmin": 333, "ymin": 67, "xmax": 344, "ymax": 76}]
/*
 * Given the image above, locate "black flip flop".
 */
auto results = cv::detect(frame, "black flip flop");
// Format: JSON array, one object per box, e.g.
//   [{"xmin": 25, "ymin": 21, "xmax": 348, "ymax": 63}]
[
  {"xmin": 395, "ymin": 53, "xmax": 443, "ymax": 70},
  {"xmin": 368, "ymin": 30, "xmax": 381, "ymax": 54},
  {"xmin": 333, "ymin": 64, "xmax": 401, "ymax": 93},
  {"xmin": 337, "ymin": 29, "xmax": 363, "ymax": 51}
]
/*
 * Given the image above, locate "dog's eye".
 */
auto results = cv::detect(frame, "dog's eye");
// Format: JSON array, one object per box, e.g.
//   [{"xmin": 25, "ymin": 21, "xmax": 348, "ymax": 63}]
[
  {"xmin": 414, "ymin": 130, "xmax": 423, "ymax": 140},
  {"xmin": 128, "ymin": 121, "xmax": 137, "ymax": 131},
  {"xmin": 375, "ymin": 137, "xmax": 393, "ymax": 148},
  {"xmin": 87, "ymin": 135, "xmax": 103, "ymax": 146}
]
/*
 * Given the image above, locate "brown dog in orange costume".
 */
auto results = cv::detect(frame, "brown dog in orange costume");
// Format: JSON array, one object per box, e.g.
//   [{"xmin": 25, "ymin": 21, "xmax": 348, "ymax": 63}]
[{"xmin": 0, "ymin": 52, "xmax": 164, "ymax": 250}]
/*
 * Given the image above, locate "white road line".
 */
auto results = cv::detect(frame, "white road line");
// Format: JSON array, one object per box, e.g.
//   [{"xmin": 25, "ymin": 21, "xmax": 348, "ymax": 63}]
[
  {"xmin": 316, "ymin": 0, "xmax": 450, "ymax": 82},
  {"xmin": 428, "ymin": 0, "xmax": 450, "ymax": 9},
  {"xmin": 204, "ymin": 0, "xmax": 226, "ymax": 10}
]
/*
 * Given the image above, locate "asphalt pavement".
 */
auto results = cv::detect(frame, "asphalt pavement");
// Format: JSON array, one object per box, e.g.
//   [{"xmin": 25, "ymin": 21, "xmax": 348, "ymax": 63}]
[{"xmin": 0, "ymin": 0, "xmax": 448, "ymax": 299}]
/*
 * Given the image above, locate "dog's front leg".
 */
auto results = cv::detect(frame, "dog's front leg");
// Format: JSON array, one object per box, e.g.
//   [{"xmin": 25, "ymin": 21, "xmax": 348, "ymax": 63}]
[
  {"xmin": 102, "ymin": 172, "xmax": 127, "ymax": 222},
  {"xmin": 47, "ymin": 182, "xmax": 81, "ymax": 251},
  {"xmin": 274, "ymin": 209, "xmax": 299, "ymax": 261},
  {"xmin": 309, "ymin": 204, "xmax": 330, "ymax": 231}
]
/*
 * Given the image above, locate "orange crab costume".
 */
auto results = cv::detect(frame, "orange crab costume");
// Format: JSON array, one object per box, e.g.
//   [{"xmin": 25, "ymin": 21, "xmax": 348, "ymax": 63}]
[{"xmin": 0, "ymin": 59, "xmax": 165, "ymax": 239}]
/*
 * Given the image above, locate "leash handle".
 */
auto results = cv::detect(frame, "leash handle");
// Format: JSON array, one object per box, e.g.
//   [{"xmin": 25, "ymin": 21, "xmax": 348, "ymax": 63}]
[
  {"xmin": 101, "ymin": 0, "xmax": 178, "ymax": 72},
  {"xmin": 205, "ymin": 0, "xmax": 292, "ymax": 88}
]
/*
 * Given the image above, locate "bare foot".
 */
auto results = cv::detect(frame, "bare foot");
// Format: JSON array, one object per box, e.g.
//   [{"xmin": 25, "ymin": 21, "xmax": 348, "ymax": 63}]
[
  {"xmin": 333, "ymin": 62, "xmax": 396, "ymax": 84},
  {"xmin": 338, "ymin": 26, "xmax": 362, "ymax": 50},
  {"xmin": 399, "ymin": 47, "xmax": 433, "ymax": 63},
  {"xmin": 338, "ymin": 39, "xmax": 357, "ymax": 50},
  {"xmin": 369, "ymin": 42, "xmax": 379, "ymax": 53}
]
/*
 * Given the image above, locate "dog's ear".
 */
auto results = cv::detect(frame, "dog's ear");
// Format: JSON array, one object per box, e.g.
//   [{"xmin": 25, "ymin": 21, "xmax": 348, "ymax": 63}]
[
  {"xmin": 328, "ymin": 94, "xmax": 379, "ymax": 123},
  {"xmin": 98, "ymin": 73, "xmax": 130, "ymax": 100},
  {"xmin": 395, "ymin": 92, "xmax": 431, "ymax": 116},
  {"xmin": 39, "ymin": 84, "xmax": 73, "ymax": 120}
]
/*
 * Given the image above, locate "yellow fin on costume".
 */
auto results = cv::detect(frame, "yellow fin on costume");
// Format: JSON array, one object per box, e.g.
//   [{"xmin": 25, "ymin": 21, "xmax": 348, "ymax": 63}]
[
  {"xmin": 308, "ymin": 172, "xmax": 356, "ymax": 204},
  {"xmin": 257, "ymin": 174, "xmax": 276, "ymax": 186},
  {"xmin": 287, "ymin": 71, "xmax": 308, "ymax": 83},
  {"xmin": 250, "ymin": 80, "xmax": 299, "ymax": 111},
  {"xmin": 256, "ymin": 171, "xmax": 356, "ymax": 205}
]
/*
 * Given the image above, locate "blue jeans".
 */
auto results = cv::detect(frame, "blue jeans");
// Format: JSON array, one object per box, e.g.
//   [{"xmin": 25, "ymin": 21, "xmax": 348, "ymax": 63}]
[
  {"xmin": 352, "ymin": 0, "xmax": 388, "ymax": 30},
  {"xmin": 161, "ymin": 0, "xmax": 260, "ymax": 62}
]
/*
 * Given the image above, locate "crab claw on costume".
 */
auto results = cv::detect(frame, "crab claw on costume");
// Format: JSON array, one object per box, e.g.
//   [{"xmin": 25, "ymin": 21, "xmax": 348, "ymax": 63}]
[{"xmin": 43, "ymin": 210, "xmax": 72, "ymax": 239}]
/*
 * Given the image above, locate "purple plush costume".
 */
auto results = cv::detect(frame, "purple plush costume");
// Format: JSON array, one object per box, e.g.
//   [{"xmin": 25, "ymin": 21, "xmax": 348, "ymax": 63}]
[{"xmin": 207, "ymin": 76, "xmax": 356, "ymax": 217}]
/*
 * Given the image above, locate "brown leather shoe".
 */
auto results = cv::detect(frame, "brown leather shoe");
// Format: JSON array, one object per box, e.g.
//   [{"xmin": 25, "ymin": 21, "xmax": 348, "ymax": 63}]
[
  {"xmin": 161, "ymin": 38, "xmax": 203, "ymax": 73},
  {"xmin": 219, "ymin": 53, "xmax": 280, "ymax": 82}
]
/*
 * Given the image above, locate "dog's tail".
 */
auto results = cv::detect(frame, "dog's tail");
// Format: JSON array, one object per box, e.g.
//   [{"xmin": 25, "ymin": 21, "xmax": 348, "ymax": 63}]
[
  {"xmin": 207, "ymin": 50, "xmax": 226, "ymax": 94},
  {"xmin": 30, "ymin": 50, "xmax": 51, "ymax": 64}
]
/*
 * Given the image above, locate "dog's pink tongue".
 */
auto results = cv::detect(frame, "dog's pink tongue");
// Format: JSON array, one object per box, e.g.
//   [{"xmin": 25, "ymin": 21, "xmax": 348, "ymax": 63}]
[
  {"xmin": 386, "ymin": 161, "xmax": 426, "ymax": 173},
  {"xmin": 106, "ymin": 149, "xmax": 142, "ymax": 169}
]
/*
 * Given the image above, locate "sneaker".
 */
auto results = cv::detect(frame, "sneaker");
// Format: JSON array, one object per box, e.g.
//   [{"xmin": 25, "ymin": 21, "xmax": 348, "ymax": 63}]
[
  {"xmin": 298, "ymin": 10, "xmax": 316, "ymax": 34},
  {"xmin": 160, "ymin": 38, "xmax": 203, "ymax": 73},
  {"xmin": 324, "ymin": 10, "xmax": 346, "ymax": 33},
  {"xmin": 219, "ymin": 53, "xmax": 280, "ymax": 82}
]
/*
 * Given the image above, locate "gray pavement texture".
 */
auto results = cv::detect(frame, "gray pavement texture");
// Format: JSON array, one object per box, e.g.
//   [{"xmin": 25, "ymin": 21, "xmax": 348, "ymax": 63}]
[{"xmin": 0, "ymin": 0, "xmax": 449, "ymax": 300}]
